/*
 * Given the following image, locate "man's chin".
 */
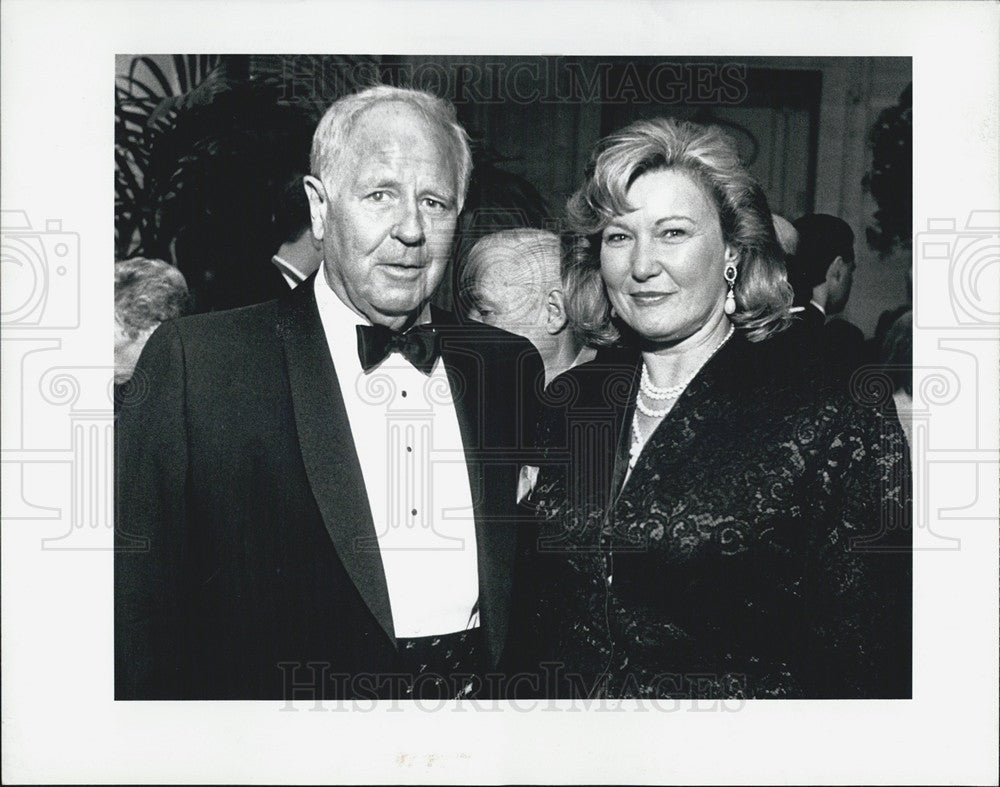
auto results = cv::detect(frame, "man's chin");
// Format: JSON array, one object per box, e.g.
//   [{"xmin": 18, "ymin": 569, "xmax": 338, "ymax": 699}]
[
  {"xmin": 374, "ymin": 279, "xmax": 440, "ymax": 308},
  {"xmin": 363, "ymin": 296, "xmax": 434, "ymax": 327}
]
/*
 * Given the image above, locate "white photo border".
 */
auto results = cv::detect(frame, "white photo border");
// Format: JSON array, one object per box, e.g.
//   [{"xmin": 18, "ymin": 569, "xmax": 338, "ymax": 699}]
[{"xmin": 1, "ymin": 1, "xmax": 998, "ymax": 784}]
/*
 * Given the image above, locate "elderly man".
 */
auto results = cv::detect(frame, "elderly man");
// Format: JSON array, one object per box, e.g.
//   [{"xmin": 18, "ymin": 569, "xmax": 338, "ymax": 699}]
[
  {"xmin": 115, "ymin": 86, "xmax": 544, "ymax": 701},
  {"xmin": 461, "ymin": 228, "xmax": 596, "ymax": 385}
]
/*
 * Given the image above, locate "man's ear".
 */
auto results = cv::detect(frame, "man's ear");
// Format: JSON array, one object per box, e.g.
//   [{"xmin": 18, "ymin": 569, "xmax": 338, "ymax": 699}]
[
  {"xmin": 303, "ymin": 175, "xmax": 328, "ymax": 241},
  {"xmin": 545, "ymin": 289, "xmax": 568, "ymax": 335},
  {"xmin": 826, "ymin": 255, "xmax": 846, "ymax": 285}
]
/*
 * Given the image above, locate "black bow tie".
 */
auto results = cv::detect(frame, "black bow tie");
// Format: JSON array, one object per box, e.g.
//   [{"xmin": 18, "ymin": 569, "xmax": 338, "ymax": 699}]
[{"xmin": 356, "ymin": 324, "xmax": 440, "ymax": 375}]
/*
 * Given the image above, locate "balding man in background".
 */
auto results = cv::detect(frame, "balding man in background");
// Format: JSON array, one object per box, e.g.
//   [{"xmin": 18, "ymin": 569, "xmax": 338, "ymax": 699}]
[{"xmin": 461, "ymin": 228, "xmax": 595, "ymax": 386}]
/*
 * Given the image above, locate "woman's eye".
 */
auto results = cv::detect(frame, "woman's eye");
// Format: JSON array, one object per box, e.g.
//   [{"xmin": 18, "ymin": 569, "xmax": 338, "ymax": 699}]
[
  {"xmin": 661, "ymin": 228, "xmax": 686, "ymax": 239},
  {"xmin": 604, "ymin": 232, "xmax": 629, "ymax": 244}
]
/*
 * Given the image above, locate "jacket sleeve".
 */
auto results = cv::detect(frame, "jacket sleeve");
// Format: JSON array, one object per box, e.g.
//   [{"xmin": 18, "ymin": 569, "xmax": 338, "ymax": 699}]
[{"xmin": 114, "ymin": 321, "xmax": 191, "ymax": 699}]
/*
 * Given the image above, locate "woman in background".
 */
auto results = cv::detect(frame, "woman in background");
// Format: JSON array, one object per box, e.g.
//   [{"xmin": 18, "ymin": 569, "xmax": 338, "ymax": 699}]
[{"xmin": 525, "ymin": 117, "xmax": 911, "ymax": 699}]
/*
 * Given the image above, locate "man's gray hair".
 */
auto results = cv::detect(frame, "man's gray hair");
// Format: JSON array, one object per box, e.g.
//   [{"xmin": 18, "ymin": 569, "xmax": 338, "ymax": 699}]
[{"xmin": 310, "ymin": 85, "xmax": 473, "ymax": 212}]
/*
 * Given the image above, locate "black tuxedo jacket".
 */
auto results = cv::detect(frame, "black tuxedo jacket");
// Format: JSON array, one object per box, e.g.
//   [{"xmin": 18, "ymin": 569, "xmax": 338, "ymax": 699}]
[
  {"xmin": 783, "ymin": 303, "xmax": 867, "ymax": 377},
  {"xmin": 115, "ymin": 274, "xmax": 544, "ymax": 700}
]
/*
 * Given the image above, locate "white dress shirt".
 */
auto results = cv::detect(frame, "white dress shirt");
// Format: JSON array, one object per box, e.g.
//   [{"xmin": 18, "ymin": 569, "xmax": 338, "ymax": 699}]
[{"xmin": 313, "ymin": 273, "xmax": 480, "ymax": 638}]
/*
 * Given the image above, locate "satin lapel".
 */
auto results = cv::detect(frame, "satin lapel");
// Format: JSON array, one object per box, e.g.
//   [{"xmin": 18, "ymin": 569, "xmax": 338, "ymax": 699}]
[
  {"xmin": 435, "ymin": 314, "xmax": 516, "ymax": 668},
  {"xmin": 277, "ymin": 277, "xmax": 395, "ymax": 644}
]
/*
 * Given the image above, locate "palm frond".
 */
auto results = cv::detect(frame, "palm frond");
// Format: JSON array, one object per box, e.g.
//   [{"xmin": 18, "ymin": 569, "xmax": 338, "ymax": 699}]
[
  {"xmin": 115, "ymin": 54, "xmax": 315, "ymax": 307},
  {"xmin": 115, "ymin": 74, "xmax": 163, "ymax": 100},
  {"xmin": 129, "ymin": 56, "xmax": 176, "ymax": 97}
]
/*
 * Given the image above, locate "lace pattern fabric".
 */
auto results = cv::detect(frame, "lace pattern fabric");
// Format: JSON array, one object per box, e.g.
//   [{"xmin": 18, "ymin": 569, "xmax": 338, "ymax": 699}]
[{"xmin": 526, "ymin": 333, "xmax": 912, "ymax": 699}]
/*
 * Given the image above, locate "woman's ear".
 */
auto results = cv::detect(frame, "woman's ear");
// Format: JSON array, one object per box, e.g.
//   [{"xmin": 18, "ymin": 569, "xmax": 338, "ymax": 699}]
[
  {"xmin": 545, "ymin": 289, "xmax": 569, "ymax": 335},
  {"xmin": 724, "ymin": 245, "xmax": 739, "ymax": 265},
  {"xmin": 303, "ymin": 175, "xmax": 328, "ymax": 241}
]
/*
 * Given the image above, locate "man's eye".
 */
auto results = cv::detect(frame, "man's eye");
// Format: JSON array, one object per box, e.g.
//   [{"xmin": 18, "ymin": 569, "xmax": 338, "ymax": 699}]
[
  {"xmin": 368, "ymin": 191, "xmax": 388, "ymax": 202},
  {"xmin": 422, "ymin": 197, "xmax": 449, "ymax": 211}
]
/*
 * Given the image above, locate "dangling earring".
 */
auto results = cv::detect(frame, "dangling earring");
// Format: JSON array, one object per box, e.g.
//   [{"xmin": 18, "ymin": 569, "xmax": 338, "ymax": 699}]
[{"xmin": 723, "ymin": 263, "xmax": 738, "ymax": 315}]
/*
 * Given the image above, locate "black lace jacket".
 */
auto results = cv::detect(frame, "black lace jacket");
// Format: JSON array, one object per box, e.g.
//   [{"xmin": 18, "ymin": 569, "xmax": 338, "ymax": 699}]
[{"xmin": 520, "ymin": 331, "xmax": 912, "ymax": 699}]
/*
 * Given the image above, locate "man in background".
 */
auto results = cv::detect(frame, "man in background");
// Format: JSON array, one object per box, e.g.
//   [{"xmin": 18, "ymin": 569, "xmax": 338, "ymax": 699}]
[
  {"xmin": 461, "ymin": 228, "xmax": 595, "ymax": 386},
  {"xmin": 270, "ymin": 173, "xmax": 324, "ymax": 289},
  {"xmin": 787, "ymin": 213, "xmax": 866, "ymax": 375}
]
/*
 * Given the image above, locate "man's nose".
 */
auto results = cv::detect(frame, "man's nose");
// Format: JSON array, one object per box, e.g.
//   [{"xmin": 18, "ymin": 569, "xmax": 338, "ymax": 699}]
[{"xmin": 391, "ymin": 197, "xmax": 425, "ymax": 246}]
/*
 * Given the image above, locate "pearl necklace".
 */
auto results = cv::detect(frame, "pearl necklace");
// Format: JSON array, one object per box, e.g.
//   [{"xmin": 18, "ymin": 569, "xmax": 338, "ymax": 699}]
[
  {"xmin": 631, "ymin": 325, "xmax": 735, "ymax": 461},
  {"xmin": 639, "ymin": 365, "xmax": 686, "ymax": 401},
  {"xmin": 639, "ymin": 324, "xmax": 735, "ymax": 404}
]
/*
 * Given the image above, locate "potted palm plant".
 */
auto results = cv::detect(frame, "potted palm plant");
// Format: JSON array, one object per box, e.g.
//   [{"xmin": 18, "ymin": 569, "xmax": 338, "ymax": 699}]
[{"xmin": 115, "ymin": 55, "xmax": 317, "ymax": 311}]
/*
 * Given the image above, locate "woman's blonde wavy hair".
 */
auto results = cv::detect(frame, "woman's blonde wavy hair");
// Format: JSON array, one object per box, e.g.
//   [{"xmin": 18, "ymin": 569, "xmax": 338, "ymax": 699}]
[{"xmin": 564, "ymin": 117, "xmax": 793, "ymax": 345}]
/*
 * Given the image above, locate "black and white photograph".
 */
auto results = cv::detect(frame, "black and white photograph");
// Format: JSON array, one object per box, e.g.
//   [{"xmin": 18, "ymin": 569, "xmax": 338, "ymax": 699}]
[
  {"xmin": 113, "ymin": 54, "xmax": 913, "ymax": 703},
  {"xmin": 3, "ymin": 2, "xmax": 998, "ymax": 784}
]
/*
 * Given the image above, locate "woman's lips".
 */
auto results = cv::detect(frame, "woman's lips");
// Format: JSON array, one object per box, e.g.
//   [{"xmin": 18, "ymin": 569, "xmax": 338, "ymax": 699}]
[{"xmin": 630, "ymin": 291, "xmax": 675, "ymax": 305}]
